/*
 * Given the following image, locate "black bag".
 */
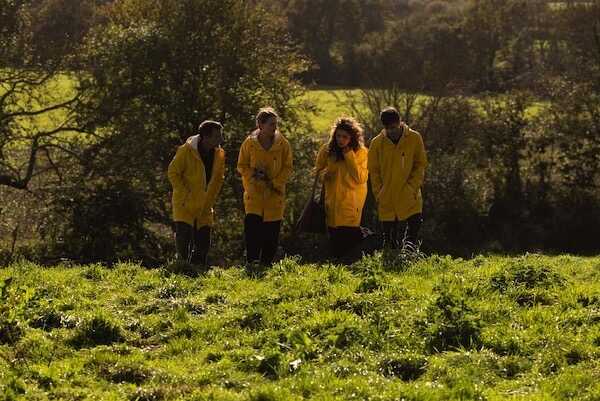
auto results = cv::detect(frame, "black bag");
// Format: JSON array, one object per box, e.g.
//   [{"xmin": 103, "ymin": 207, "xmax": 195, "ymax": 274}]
[{"xmin": 296, "ymin": 175, "xmax": 327, "ymax": 234}]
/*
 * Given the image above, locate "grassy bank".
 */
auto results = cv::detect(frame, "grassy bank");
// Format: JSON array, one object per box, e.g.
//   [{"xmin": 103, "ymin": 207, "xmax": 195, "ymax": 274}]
[{"xmin": 1, "ymin": 254, "xmax": 599, "ymax": 400}]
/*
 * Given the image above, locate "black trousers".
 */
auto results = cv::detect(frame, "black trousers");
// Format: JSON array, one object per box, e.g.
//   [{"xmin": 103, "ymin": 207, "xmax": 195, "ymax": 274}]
[
  {"xmin": 328, "ymin": 226, "xmax": 363, "ymax": 259},
  {"xmin": 244, "ymin": 214, "xmax": 281, "ymax": 265},
  {"xmin": 175, "ymin": 222, "xmax": 211, "ymax": 265},
  {"xmin": 381, "ymin": 213, "xmax": 423, "ymax": 249}
]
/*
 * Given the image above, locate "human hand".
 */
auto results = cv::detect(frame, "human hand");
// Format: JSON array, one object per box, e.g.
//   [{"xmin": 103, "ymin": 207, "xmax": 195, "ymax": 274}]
[
  {"xmin": 321, "ymin": 168, "xmax": 334, "ymax": 181},
  {"xmin": 253, "ymin": 168, "xmax": 267, "ymax": 181}
]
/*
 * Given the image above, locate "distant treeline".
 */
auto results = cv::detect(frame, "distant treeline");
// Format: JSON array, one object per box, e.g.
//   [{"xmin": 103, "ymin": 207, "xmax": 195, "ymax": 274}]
[{"xmin": 1, "ymin": 0, "xmax": 599, "ymax": 265}]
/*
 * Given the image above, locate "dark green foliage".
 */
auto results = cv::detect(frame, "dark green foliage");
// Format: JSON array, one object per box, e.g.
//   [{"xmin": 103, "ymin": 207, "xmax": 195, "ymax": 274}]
[
  {"xmin": 239, "ymin": 309, "xmax": 265, "ymax": 330},
  {"xmin": 0, "ymin": 277, "xmax": 26, "ymax": 345},
  {"xmin": 423, "ymin": 286, "xmax": 482, "ymax": 353},
  {"xmin": 156, "ymin": 280, "xmax": 188, "ymax": 300},
  {"xmin": 165, "ymin": 260, "xmax": 207, "ymax": 278},
  {"xmin": 328, "ymin": 323, "xmax": 366, "ymax": 349},
  {"xmin": 29, "ymin": 307, "xmax": 65, "ymax": 331},
  {"xmin": 495, "ymin": 356, "xmax": 532, "ymax": 379},
  {"xmin": 205, "ymin": 352, "xmax": 223, "ymax": 363},
  {"xmin": 356, "ymin": 274, "xmax": 385, "ymax": 294},
  {"xmin": 513, "ymin": 289, "xmax": 554, "ymax": 307},
  {"xmin": 490, "ymin": 261, "xmax": 565, "ymax": 293},
  {"xmin": 97, "ymin": 361, "xmax": 153, "ymax": 385},
  {"xmin": 380, "ymin": 354, "xmax": 428, "ymax": 381},
  {"xmin": 0, "ymin": 318, "xmax": 24, "ymax": 346},
  {"xmin": 205, "ymin": 293, "xmax": 226, "ymax": 305},
  {"xmin": 333, "ymin": 296, "xmax": 376, "ymax": 318},
  {"xmin": 43, "ymin": 180, "xmax": 167, "ymax": 266},
  {"xmin": 257, "ymin": 352, "xmax": 282, "ymax": 379},
  {"xmin": 70, "ymin": 313, "xmax": 124, "ymax": 348},
  {"xmin": 577, "ymin": 294, "xmax": 600, "ymax": 308}
]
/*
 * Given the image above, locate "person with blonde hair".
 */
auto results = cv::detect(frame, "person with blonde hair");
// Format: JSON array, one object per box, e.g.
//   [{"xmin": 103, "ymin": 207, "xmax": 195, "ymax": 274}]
[
  {"xmin": 168, "ymin": 120, "xmax": 226, "ymax": 266},
  {"xmin": 237, "ymin": 107, "xmax": 293, "ymax": 266},
  {"xmin": 314, "ymin": 117, "xmax": 369, "ymax": 260}
]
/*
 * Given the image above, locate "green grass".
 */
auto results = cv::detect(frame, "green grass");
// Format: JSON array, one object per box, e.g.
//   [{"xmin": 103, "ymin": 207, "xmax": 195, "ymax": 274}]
[
  {"xmin": 1, "ymin": 254, "xmax": 600, "ymax": 400},
  {"xmin": 298, "ymin": 89, "xmax": 363, "ymax": 135},
  {"xmin": 298, "ymin": 88, "xmax": 547, "ymax": 138},
  {"xmin": 0, "ymin": 72, "xmax": 78, "ymax": 136}
]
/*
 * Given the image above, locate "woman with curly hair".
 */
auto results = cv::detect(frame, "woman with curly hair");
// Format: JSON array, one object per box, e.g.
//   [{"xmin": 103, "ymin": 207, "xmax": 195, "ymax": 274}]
[{"xmin": 314, "ymin": 117, "xmax": 369, "ymax": 260}]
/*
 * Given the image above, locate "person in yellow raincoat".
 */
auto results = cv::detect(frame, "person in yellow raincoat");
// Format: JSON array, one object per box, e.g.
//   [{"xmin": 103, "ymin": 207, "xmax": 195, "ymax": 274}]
[
  {"xmin": 237, "ymin": 107, "xmax": 293, "ymax": 266},
  {"xmin": 368, "ymin": 107, "xmax": 427, "ymax": 249},
  {"xmin": 314, "ymin": 117, "xmax": 368, "ymax": 260},
  {"xmin": 168, "ymin": 120, "xmax": 225, "ymax": 266}
]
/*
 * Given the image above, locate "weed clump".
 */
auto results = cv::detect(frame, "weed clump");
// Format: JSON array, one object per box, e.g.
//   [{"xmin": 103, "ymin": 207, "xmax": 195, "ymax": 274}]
[
  {"xmin": 70, "ymin": 313, "xmax": 124, "ymax": 348},
  {"xmin": 29, "ymin": 307, "xmax": 65, "ymax": 331},
  {"xmin": 239, "ymin": 309, "xmax": 264, "ymax": 330},
  {"xmin": 490, "ymin": 261, "xmax": 565, "ymax": 293},
  {"xmin": 422, "ymin": 286, "xmax": 482, "ymax": 353},
  {"xmin": 380, "ymin": 354, "xmax": 428, "ymax": 381},
  {"xmin": 257, "ymin": 352, "xmax": 282, "ymax": 379}
]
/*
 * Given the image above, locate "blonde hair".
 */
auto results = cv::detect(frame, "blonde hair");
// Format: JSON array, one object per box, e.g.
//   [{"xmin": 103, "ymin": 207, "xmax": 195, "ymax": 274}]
[{"xmin": 255, "ymin": 107, "xmax": 278, "ymax": 127}]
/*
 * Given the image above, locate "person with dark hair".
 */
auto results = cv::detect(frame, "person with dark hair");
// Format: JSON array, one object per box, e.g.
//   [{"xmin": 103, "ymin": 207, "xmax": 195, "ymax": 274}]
[
  {"xmin": 168, "ymin": 120, "xmax": 225, "ymax": 267},
  {"xmin": 368, "ymin": 107, "xmax": 428, "ymax": 249},
  {"xmin": 237, "ymin": 107, "xmax": 293, "ymax": 267},
  {"xmin": 315, "ymin": 117, "xmax": 369, "ymax": 260}
]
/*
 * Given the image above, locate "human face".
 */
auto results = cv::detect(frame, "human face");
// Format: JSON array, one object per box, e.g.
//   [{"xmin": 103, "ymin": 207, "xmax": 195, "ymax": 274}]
[
  {"xmin": 202, "ymin": 128, "xmax": 223, "ymax": 149},
  {"xmin": 335, "ymin": 129, "xmax": 352, "ymax": 149},
  {"xmin": 259, "ymin": 116, "xmax": 277, "ymax": 137},
  {"xmin": 384, "ymin": 121, "xmax": 402, "ymax": 137}
]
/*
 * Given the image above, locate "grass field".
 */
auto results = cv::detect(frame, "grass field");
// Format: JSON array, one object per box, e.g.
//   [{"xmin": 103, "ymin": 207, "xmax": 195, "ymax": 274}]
[
  {"xmin": 1, "ymin": 254, "xmax": 599, "ymax": 400},
  {"xmin": 299, "ymin": 88, "xmax": 546, "ymax": 137},
  {"xmin": 298, "ymin": 89, "xmax": 363, "ymax": 134}
]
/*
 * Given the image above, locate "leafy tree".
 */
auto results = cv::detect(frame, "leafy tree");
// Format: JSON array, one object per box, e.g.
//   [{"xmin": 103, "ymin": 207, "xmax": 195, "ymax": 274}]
[
  {"xmin": 43, "ymin": 0, "xmax": 312, "ymax": 262},
  {"xmin": 285, "ymin": 0, "xmax": 385, "ymax": 84},
  {"xmin": 0, "ymin": 0, "xmax": 94, "ymax": 191}
]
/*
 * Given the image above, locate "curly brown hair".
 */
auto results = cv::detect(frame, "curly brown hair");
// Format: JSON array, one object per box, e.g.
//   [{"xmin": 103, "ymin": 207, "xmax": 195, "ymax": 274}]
[{"xmin": 327, "ymin": 117, "xmax": 364, "ymax": 160}]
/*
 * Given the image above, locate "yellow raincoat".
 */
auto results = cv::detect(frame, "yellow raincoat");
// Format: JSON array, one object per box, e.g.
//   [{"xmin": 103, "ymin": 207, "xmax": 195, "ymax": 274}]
[
  {"xmin": 367, "ymin": 124, "xmax": 427, "ymax": 221},
  {"xmin": 167, "ymin": 136, "xmax": 226, "ymax": 227},
  {"xmin": 237, "ymin": 132, "xmax": 293, "ymax": 221},
  {"xmin": 315, "ymin": 144, "xmax": 369, "ymax": 228}
]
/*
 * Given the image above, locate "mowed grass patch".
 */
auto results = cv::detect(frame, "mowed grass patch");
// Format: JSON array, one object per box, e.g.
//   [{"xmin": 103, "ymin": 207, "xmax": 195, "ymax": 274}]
[{"xmin": 1, "ymin": 254, "xmax": 600, "ymax": 400}]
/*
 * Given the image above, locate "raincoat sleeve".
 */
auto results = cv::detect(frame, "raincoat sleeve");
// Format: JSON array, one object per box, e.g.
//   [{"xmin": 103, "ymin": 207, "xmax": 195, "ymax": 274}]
[
  {"xmin": 367, "ymin": 140, "xmax": 383, "ymax": 201},
  {"xmin": 167, "ymin": 146, "xmax": 188, "ymax": 194},
  {"xmin": 314, "ymin": 145, "xmax": 329, "ymax": 183},
  {"xmin": 271, "ymin": 141, "xmax": 293, "ymax": 191},
  {"xmin": 237, "ymin": 139, "xmax": 253, "ymax": 181},
  {"xmin": 201, "ymin": 148, "xmax": 225, "ymax": 216},
  {"xmin": 343, "ymin": 147, "xmax": 368, "ymax": 185}
]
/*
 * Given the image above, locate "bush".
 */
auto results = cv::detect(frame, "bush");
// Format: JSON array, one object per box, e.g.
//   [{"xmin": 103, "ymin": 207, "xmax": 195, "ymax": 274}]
[{"xmin": 43, "ymin": 180, "xmax": 168, "ymax": 266}]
